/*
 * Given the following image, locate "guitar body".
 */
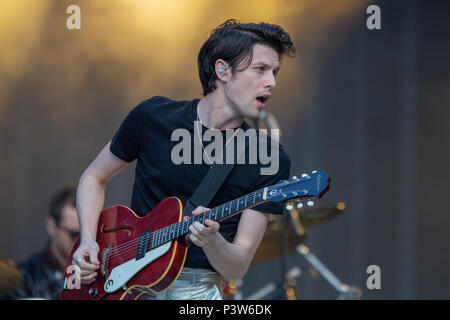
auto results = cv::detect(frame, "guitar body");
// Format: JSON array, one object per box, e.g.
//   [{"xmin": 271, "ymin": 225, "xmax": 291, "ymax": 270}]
[{"xmin": 60, "ymin": 197, "xmax": 188, "ymax": 300}]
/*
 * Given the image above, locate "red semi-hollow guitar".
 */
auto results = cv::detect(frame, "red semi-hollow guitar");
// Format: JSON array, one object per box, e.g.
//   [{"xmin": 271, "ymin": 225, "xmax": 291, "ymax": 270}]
[{"xmin": 60, "ymin": 170, "xmax": 330, "ymax": 300}]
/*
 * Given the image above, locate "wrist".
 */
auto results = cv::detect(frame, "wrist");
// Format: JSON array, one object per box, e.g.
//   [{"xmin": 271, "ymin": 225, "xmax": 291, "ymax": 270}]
[{"xmin": 206, "ymin": 231, "xmax": 223, "ymax": 248}]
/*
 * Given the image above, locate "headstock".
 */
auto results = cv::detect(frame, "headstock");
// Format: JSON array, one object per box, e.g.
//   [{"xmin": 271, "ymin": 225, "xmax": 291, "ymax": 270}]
[{"xmin": 266, "ymin": 169, "xmax": 330, "ymax": 203}]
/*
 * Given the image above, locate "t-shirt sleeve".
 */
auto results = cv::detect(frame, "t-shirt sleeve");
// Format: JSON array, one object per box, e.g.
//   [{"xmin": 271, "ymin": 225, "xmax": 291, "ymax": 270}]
[
  {"xmin": 250, "ymin": 146, "xmax": 291, "ymax": 215},
  {"xmin": 110, "ymin": 103, "xmax": 145, "ymax": 162}
]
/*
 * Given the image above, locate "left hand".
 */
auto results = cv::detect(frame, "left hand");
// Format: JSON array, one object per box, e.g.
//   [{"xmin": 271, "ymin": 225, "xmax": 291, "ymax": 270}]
[{"xmin": 186, "ymin": 206, "xmax": 220, "ymax": 247}]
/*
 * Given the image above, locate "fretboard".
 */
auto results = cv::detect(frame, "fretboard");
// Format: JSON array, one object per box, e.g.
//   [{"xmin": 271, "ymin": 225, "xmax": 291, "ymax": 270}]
[{"xmin": 149, "ymin": 188, "xmax": 267, "ymax": 249}]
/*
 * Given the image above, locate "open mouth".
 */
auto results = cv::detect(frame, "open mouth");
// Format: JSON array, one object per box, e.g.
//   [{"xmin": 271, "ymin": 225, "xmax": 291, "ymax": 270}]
[{"xmin": 256, "ymin": 94, "xmax": 271, "ymax": 107}]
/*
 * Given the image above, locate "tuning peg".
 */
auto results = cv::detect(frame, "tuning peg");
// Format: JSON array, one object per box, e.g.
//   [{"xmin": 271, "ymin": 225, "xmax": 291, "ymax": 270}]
[
  {"xmin": 312, "ymin": 170, "xmax": 317, "ymax": 174},
  {"xmin": 292, "ymin": 176, "xmax": 297, "ymax": 179},
  {"xmin": 296, "ymin": 202, "xmax": 303, "ymax": 209},
  {"xmin": 307, "ymin": 200, "xmax": 314, "ymax": 207},
  {"xmin": 301, "ymin": 173, "xmax": 311, "ymax": 179},
  {"xmin": 286, "ymin": 204, "xmax": 293, "ymax": 210}
]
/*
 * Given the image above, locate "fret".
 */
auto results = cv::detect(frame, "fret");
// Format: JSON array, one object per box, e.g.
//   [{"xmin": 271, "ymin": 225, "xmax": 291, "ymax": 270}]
[
  {"xmin": 150, "ymin": 187, "xmax": 268, "ymax": 247},
  {"xmin": 184, "ymin": 219, "xmax": 189, "ymax": 233},
  {"xmin": 239, "ymin": 196, "xmax": 245, "ymax": 211},
  {"xmin": 169, "ymin": 225, "xmax": 174, "ymax": 240},
  {"xmin": 207, "ymin": 209, "xmax": 213, "ymax": 222}
]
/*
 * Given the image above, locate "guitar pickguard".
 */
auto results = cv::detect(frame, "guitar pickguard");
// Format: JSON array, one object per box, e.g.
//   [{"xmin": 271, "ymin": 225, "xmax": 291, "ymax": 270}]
[{"xmin": 104, "ymin": 242, "xmax": 172, "ymax": 293}]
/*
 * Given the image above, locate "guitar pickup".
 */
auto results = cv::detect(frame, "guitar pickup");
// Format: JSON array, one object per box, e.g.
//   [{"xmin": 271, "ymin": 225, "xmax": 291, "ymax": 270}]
[{"xmin": 136, "ymin": 230, "xmax": 151, "ymax": 261}]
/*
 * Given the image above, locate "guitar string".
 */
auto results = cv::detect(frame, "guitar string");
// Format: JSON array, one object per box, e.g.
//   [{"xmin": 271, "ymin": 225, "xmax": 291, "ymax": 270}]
[
  {"xmin": 98, "ymin": 197, "xmax": 250, "ymax": 261},
  {"xmin": 97, "ymin": 185, "xmax": 285, "ymax": 263},
  {"xmin": 98, "ymin": 176, "xmax": 316, "ymax": 263},
  {"xmin": 98, "ymin": 204, "xmax": 222, "ymax": 260},
  {"xmin": 103, "ymin": 179, "xmax": 290, "ymax": 258},
  {"xmin": 97, "ymin": 183, "xmax": 297, "ymax": 263},
  {"xmin": 96, "ymin": 190, "xmax": 265, "ymax": 262}
]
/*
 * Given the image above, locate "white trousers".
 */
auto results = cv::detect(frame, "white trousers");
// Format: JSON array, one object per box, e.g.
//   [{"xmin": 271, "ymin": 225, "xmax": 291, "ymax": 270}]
[{"xmin": 139, "ymin": 268, "xmax": 223, "ymax": 300}]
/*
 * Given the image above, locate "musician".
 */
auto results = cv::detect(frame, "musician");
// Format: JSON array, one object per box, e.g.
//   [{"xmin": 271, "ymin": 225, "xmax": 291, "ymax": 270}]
[
  {"xmin": 72, "ymin": 19, "xmax": 295, "ymax": 300},
  {"xmin": 8, "ymin": 186, "xmax": 79, "ymax": 299}
]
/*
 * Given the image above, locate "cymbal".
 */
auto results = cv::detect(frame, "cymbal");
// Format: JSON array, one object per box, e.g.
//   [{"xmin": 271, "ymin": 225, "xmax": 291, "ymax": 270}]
[
  {"xmin": 0, "ymin": 259, "xmax": 22, "ymax": 297},
  {"xmin": 251, "ymin": 218, "xmax": 306, "ymax": 265},
  {"xmin": 251, "ymin": 203, "xmax": 345, "ymax": 265},
  {"xmin": 291, "ymin": 202, "xmax": 345, "ymax": 228}
]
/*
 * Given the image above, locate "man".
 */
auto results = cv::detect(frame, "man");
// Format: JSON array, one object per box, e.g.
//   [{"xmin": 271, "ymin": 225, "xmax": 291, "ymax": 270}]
[
  {"xmin": 8, "ymin": 186, "xmax": 79, "ymax": 299},
  {"xmin": 73, "ymin": 19, "xmax": 295, "ymax": 300}
]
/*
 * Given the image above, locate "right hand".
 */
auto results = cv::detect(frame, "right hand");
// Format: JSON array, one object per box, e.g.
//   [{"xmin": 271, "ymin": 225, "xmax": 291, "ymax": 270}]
[{"xmin": 72, "ymin": 240, "xmax": 100, "ymax": 284}]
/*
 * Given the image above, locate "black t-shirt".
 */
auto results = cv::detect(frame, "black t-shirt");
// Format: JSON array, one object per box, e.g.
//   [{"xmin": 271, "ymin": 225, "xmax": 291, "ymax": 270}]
[{"xmin": 110, "ymin": 96, "xmax": 291, "ymax": 270}]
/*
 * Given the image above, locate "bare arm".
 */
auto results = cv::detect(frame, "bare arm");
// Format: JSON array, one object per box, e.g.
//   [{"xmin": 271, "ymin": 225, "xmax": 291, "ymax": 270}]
[
  {"xmin": 73, "ymin": 141, "xmax": 129, "ymax": 283},
  {"xmin": 189, "ymin": 207, "xmax": 269, "ymax": 282}
]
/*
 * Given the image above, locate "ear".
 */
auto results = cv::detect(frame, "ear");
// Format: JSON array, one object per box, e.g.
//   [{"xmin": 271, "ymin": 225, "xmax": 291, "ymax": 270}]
[
  {"xmin": 215, "ymin": 59, "xmax": 230, "ymax": 82},
  {"xmin": 46, "ymin": 216, "xmax": 57, "ymax": 237}
]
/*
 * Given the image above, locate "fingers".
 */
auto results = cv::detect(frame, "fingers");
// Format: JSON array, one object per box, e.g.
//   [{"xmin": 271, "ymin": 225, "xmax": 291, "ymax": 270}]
[
  {"xmin": 184, "ymin": 207, "xmax": 220, "ymax": 247},
  {"xmin": 89, "ymin": 248, "xmax": 100, "ymax": 265},
  {"xmin": 73, "ymin": 254, "xmax": 99, "ymax": 272},
  {"xmin": 188, "ymin": 220, "xmax": 220, "ymax": 247},
  {"xmin": 192, "ymin": 206, "xmax": 209, "ymax": 215},
  {"xmin": 80, "ymin": 271, "xmax": 97, "ymax": 284},
  {"xmin": 70, "ymin": 257, "xmax": 98, "ymax": 284},
  {"xmin": 72, "ymin": 242, "xmax": 100, "ymax": 284},
  {"xmin": 204, "ymin": 219, "xmax": 220, "ymax": 231}
]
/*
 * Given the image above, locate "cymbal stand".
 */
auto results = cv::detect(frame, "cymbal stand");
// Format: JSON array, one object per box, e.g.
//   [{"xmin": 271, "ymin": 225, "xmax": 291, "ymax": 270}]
[
  {"xmin": 248, "ymin": 112, "xmax": 302, "ymax": 299},
  {"xmin": 296, "ymin": 244, "xmax": 362, "ymax": 299},
  {"xmin": 248, "ymin": 209, "xmax": 303, "ymax": 300}
]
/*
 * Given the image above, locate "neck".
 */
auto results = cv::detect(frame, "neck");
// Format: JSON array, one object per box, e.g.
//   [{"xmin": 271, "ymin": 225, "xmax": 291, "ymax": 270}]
[{"xmin": 198, "ymin": 91, "xmax": 244, "ymax": 130}]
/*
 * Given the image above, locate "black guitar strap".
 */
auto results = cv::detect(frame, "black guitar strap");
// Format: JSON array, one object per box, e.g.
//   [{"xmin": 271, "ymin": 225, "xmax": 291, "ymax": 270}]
[{"xmin": 183, "ymin": 136, "xmax": 249, "ymax": 218}]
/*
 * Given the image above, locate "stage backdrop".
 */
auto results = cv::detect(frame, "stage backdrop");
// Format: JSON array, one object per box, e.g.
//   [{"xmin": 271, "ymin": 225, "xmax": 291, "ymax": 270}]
[{"xmin": 0, "ymin": 0, "xmax": 448, "ymax": 299}]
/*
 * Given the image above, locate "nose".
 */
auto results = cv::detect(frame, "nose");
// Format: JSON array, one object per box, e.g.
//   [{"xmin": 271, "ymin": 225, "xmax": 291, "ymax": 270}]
[{"xmin": 265, "ymin": 72, "xmax": 276, "ymax": 90}]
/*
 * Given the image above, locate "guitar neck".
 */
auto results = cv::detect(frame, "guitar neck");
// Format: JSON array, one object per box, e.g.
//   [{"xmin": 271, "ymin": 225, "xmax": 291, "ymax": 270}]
[{"xmin": 149, "ymin": 187, "xmax": 268, "ymax": 248}]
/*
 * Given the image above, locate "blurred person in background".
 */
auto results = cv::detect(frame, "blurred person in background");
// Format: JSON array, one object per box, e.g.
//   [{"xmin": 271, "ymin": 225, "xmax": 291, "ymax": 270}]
[{"xmin": 7, "ymin": 186, "xmax": 79, "ymax": 299}]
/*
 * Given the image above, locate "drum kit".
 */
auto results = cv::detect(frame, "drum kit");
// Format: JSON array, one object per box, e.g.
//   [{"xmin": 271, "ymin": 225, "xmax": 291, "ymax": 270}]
[{"xmin": 223, "ymin": 200, "xmax": 362, "ymax": 300}]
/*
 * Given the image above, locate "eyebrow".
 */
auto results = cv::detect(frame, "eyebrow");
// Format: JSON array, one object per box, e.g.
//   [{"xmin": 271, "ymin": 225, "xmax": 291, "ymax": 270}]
[{"xmin": 253, "ymin": 62, "xmax": 280, "ymax": 72}]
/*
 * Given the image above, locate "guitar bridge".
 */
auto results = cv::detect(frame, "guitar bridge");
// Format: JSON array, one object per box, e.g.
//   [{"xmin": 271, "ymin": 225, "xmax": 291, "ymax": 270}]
[{"xmin": 100, "ymin": 244, "xmax": 112, "ymax": 278}]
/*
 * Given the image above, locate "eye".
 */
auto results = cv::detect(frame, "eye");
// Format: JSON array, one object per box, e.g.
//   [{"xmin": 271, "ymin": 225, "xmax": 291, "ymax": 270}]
[{"xmin": 255, "ymin": 66, "xmax": 265, "ymax": 72}]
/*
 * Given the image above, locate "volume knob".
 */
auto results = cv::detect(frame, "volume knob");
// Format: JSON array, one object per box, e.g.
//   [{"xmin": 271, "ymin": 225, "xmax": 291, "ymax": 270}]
[{"xmin": 88, "ymin": 288, "xmax": 98, "ymax": 297}]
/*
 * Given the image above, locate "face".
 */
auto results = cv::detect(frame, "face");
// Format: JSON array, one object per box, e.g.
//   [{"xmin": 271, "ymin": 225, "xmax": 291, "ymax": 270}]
[
  {"xmin": 223, "ymin": 44, "xmax": 280, "ymax": 119},
  {"xmin": 49, "ymin": 204, "xmax": 80, "ymax": 260}
]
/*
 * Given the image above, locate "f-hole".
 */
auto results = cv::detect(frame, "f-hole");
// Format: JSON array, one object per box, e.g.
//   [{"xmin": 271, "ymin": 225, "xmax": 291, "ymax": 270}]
[{"xmin": 101, "ymin": 224, "xmax": 133, "ymax": 236}]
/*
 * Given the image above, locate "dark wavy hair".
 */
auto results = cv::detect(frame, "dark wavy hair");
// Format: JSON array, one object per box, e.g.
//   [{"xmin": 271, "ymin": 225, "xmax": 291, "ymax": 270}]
[
  {"xmin": 49, "ymin": 186, "xmax": 76, "ymax": 225},
  {"xmin": 198, "ymin": 19, "xmax": 295, "ymax": 96}
]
